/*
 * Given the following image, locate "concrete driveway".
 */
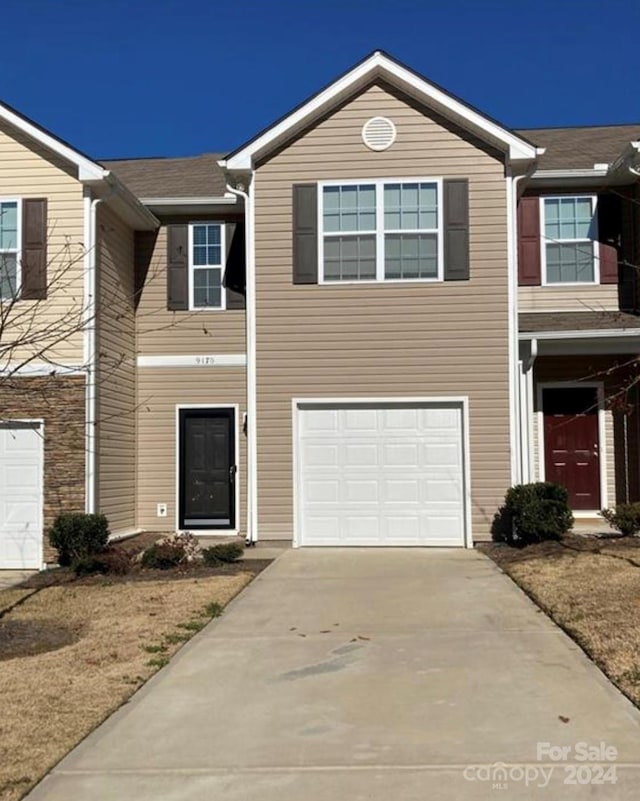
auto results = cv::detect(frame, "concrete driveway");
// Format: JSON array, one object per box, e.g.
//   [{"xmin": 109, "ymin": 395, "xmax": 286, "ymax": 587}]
[{"xmin": 28, "ymin": 549, "xmax": 640, "ymax": 800}]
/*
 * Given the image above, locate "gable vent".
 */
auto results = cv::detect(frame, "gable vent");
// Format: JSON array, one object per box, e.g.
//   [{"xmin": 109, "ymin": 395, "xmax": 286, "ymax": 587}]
[{"xmin": 362, "ymin": 117, "xmax": 396, "ymax": 151}]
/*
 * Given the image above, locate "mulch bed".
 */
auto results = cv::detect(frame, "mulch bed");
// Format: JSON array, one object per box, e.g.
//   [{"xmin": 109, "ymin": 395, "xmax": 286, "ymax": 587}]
[{"xmin": 16, "ymin": 532, "xmax": 272, "ymax": 590}]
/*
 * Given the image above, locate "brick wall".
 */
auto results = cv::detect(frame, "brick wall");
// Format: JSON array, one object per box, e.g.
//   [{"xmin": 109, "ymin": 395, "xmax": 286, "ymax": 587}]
[{"xmin": 0, "ymin": 375, "xmax": 85, "ymax": 563}]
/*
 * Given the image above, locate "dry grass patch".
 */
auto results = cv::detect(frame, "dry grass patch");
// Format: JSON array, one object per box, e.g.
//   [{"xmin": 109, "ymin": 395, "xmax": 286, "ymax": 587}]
[
  {"xmin": 480, "ymin": 538, "xmax": 640, "ymax": 708},
  {"xmin": 0, "ymin": 589, "xmax": 34, "ymax": 616},
  {"xmin": 0, "ymin": 572, "xmax": 252, "ymax": 801}
]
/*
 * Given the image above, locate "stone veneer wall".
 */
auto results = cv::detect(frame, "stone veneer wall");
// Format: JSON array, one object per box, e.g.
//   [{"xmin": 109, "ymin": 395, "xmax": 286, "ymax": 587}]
[{"xmin": 0, "ymin": 375, "xmax": 85, "ymax": 563}]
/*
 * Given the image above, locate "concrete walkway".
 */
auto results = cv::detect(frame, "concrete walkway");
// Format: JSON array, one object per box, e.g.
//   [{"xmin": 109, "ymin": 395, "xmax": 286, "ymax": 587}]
[
  {"xmin": 0, "ymin": 569, "xmax": 35, "ymax": 589},
  {"xmin": 28, "ymin": 549, "xmax": 640, "ymax": 799}
]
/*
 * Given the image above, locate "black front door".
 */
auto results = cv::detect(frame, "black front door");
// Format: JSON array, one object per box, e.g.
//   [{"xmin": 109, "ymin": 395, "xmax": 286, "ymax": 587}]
[{"xmin": 179, "ymin": 408, "xmax": 235, "ymax": 529}]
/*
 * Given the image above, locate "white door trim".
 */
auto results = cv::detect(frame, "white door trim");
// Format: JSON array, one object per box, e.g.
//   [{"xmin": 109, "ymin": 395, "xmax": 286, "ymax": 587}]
[
  {"xmin": 0, "ymin": 419, "xmax": 44, "ymax": 569},
  {"xmin": 291, "ymin": 396, "xmax": 472, "ymax": 548},
  {"xmin": 174, "ymin": 404, "xmax": 240, "ymax": 535},
  {"xmin": 536, "ymin": 382, "xmax": 607, "ymax": 514}
]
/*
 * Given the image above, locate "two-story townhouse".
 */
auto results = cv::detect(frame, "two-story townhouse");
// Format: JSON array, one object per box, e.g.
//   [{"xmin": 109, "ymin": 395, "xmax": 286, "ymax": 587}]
[
  {"xmin": 512, "ymin": 127, "xmax": 640, "ymax": 519},
  {"xmin": 2, "ymin": 50, "xmax": 640, "ymax": 568},
  {"xmin": 0, "ymin": 101, "xmax": 156, "ymax": 569}
]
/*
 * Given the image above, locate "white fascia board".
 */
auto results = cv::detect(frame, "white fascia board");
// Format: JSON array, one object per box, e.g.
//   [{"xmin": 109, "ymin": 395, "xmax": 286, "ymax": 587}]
[
  {"xmin": 531, "ymin": 168, "xmax": 610, "ymax": 180},
  {"xmin": 139, "ymin": 195, "xmax": 237, "ymax": 206},
  {"xmin": 0, "ymin": 103, "xmax": 104, "ymax": 181},
  {"xmin": 519, "ymin": 328, "xmax": 640, "ymax": 340},
  {"xmin": 225, "ymin": 52, "xmax": 538, "ymax": 170}
]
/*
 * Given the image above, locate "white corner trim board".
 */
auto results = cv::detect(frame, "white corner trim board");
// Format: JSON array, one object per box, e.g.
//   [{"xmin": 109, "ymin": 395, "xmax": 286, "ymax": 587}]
[{"xmin": 137, "ymin": 354, "xmax": 247, "ymax": 368}]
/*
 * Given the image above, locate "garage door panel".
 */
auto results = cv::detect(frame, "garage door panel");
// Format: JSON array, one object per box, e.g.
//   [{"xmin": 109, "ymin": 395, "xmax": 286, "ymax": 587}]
[
  {"xmin": 345, "ymin": 443, "xmax": 378, "ymax": 466},
  {"xmin": 343, "ymin": 409, "xmax": 378, "ymax": 431},
  {"xmin": 0, "ymin": 425, "xmax": 43, "ymax": 569},
  {"xmin": 344, "ymin": 480, "xmax": 378, "ymax": 502},
  {"xmin": 297, "ymin": 402, "xmax": 466, "ymax": 547},
  {"xmin": 385, "ymin": 478, "xmax": 419, "ymax": 503}
]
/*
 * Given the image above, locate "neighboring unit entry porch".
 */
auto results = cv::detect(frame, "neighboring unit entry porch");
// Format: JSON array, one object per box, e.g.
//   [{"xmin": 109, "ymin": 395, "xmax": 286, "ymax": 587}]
[{"xmin": 518, "ymin": 328, "xmax": 640, "ymax": 518}]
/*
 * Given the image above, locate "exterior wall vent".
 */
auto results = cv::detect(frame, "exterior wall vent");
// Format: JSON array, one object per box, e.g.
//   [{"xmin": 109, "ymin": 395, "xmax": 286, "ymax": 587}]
[{"xmin": 362, "ymin": 117, "xmax": 396, "ymax": 151}]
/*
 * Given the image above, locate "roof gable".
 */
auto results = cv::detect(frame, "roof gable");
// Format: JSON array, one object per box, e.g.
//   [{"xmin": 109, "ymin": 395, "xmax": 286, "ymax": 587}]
[
  {"xmin": 222, "ymin": 50, "xmax": 540, "ymax": 171},
  {"xmin": 0, "ymin": 99, "xmax": 104, "ymax": 181}
]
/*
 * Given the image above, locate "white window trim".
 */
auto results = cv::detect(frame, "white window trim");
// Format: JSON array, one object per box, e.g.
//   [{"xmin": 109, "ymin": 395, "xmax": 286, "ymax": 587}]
[
  {"xmin": 0, "ymin": 198, "xmax": 22, "ymax": 299},
  {"xmin": 540, "ymin": 194, "xmax": 600, "ymax": 287},
  {"xmin": 317, "ymin": 177, "xmax": 444, "ymax": 285},
  {"xmin": 188, "ymin": 221, "xmax": 226, "ymax": 311}
]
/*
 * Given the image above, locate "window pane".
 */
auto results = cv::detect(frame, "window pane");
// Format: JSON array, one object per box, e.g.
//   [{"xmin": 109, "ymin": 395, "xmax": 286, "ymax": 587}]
[
  {"xmin": 193, "ymin": 245, "xmax": 207, "ymax": 266},
  {"xmin": 323, "ymin": 185, "xmax": 376, "ymax": 232},
  {"xmin": 384, "ymin": 234, "xmax": 438, "ymax": 280},
  {"xmin": 544, "ymin": 197, "xmax": 594, "ymax": 241},
  {"xmin": 0, "ymin": 253, "xmax": 17, "ymax": 298},
  {"xmin": 192, "ymin": 224, "xmax": 222, "ymax": 266},
  {"xmin": 0, "ymin": 202, "xmax": 18, "ymax": 250},
  {"xmin": 545, "ymin": 242, "xmax": 594, "ymax": 283},
  {"xmin": 323, "ymin": 235, "xmax": 376, "ymax": 281},
  {"xmin": 384, "ymin": 182, "xmax": 438, "ymax": 231},
  {"xmin": 193, "ymin": 267, "xmax": 222, "ymax": 307}
]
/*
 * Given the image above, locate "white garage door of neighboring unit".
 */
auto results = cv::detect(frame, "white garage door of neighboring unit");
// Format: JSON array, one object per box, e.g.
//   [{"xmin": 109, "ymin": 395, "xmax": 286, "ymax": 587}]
[
  {"xmin": 0, "ymin": 423, "xmax": 43, "ymax": 569},
  {"xmin": 296, "ymin": 402, "xmax": 466, "ymax": 547}
]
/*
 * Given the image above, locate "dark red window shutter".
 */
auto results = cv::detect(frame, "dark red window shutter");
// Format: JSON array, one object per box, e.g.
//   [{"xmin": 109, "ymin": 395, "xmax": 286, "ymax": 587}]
[
  {"xmin": 21, "ymin": 198, "xmax": 47, "ymax": 300},
  {"xmin": 517, "ymin": 196, "xmax": 541, "ymax": 286}
]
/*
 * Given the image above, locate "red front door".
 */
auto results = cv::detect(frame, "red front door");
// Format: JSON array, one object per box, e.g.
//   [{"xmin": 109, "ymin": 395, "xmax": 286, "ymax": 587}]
[{"xmin": 543, "ymin": 387, "xmax": 600, "ymax": 510}]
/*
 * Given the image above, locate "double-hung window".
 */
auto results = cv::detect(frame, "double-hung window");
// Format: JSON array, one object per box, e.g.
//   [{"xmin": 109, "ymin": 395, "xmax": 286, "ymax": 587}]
[
  {"xmin": 320, "ymin": 180, "xmax": 442, "ymax": 283},
  {"xmin": 189, "ymin": 222, "xmax": 225, "ymax": 309},
  {"xmin": 542, "ymin": 196, "xmax": 598, "ymax": 284},
  {"xmin": 0, "ymin": 200, "xmax": 19, "ymax": 299}
]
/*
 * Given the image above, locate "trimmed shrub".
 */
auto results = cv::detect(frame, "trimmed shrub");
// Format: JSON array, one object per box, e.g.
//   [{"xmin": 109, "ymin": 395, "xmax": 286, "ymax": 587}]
[
  {"xmin": 49, "ymin": 513, "xmax": 110, "ymax": 566},
  {"xmin": 601, "ymin": 503, "xmax": 640, "ymax": 537},
  {"xmin": 140, "ymin": 541, "xmax": 185, "ymax": 570},
  {"xmin": 202, "ymin": 542, "xmax": 244, "ymax": 566},
  {"xmin": 72, "ymin": 548, "xmax": 132, "ymax": 576},
  {"xmin": 492, "ymin": 482, "xmax": 573, "ymax": 547},
  {"xmin": 140, "ymin": 533, "xmax": 202, "ymax": 570}
]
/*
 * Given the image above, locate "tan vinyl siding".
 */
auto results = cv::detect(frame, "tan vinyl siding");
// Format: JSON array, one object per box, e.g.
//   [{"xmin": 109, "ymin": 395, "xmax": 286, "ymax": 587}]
[
  {"xmin": 95, "ymin": 204, "xmax": 136, "ymax": 532},
  {"xmin": 519, "ymin": 284, "xmax": 619, "ymax": 313},
  {"xmin": 0, "ymin": 119, "xmax": 85, "ymax": 363},
  {"xmin": 136, "ymin": 368, "xmax": 246, "ymax": 532},
  {"xmin": 532, "ymin": 356, "xmax": 639, "ymax": 509},
  {"xmin": 136, "ymin": 221, "xmax": 245, "ymax": 356},
  {"xmin": 254, "ymin": 81, "xmax": 510, "ymax": 540}
]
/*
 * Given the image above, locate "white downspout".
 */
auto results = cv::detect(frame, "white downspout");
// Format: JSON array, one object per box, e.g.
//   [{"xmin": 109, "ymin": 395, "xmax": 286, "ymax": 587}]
[
  {"xmin": 84, "ymin": 193, "xmax": 102, "ymax": 514},
  {"xmin": 226, "ymin": 178, "xmax": 257, "ymax": 544},
  {"xmin": 508, "ymin": 172, "xmax": 530, "ymax": 486}
]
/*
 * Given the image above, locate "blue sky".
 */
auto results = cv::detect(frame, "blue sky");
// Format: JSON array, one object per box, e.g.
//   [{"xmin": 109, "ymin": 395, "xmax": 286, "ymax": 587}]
[{"xmin": 1, "ymin": 0, "xmax": 639, "ymax": 159}]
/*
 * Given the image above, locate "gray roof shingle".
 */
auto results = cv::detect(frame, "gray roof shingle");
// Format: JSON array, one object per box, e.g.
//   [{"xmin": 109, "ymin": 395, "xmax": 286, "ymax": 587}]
[
  {"xmin": 100, "ymin": 153, "xmax": 227, "ymax": 198},
  {"xmin": 516, "ymin": 125, "xmax": 640, "ymax": 170},
  {"xmin": 99, "ymin": 125, "xmax": 640, "ymax": 202},
  {"xmin": 520, "ymin": 311, "xmax": 640, "ymax": 333}
]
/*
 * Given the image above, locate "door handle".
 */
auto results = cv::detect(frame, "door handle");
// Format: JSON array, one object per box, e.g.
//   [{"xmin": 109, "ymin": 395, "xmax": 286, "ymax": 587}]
[{"xmin": 229, "ymin": 464, "xmax": 237, "ymax": 481}]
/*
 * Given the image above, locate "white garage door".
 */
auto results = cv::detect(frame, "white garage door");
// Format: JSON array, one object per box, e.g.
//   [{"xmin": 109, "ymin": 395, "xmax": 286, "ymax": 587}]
[
  {"xmin": 0, "ymin": 423, "xmax": 43, "ymax": 569},
  {"xmin": 296, "ymin": 402, "xmax": 466, "ymax": 547}
]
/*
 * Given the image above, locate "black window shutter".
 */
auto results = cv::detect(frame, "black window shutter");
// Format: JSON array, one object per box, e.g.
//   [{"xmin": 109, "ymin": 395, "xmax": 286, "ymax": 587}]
[
  {"xmin": 224, "ymin": 221, "xmax": 246, "ymax": 309},
  {"xmin": 21, "ymin": 198, "xmax": 47, "ymax": 299},
  {"xmin": 167, "ymin": 224, "xmax": 188, "ymax": 310},
  {"xmin": 443, "ymin": 179, "xmax": 469, "ymax": 281},
  {"xmin": 597, "ymin": 193, "xmax": 621, "ymax": 285},
  {"xmin": 292, "ymin": 184, "xmax": 318, "ymax": 284}
]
